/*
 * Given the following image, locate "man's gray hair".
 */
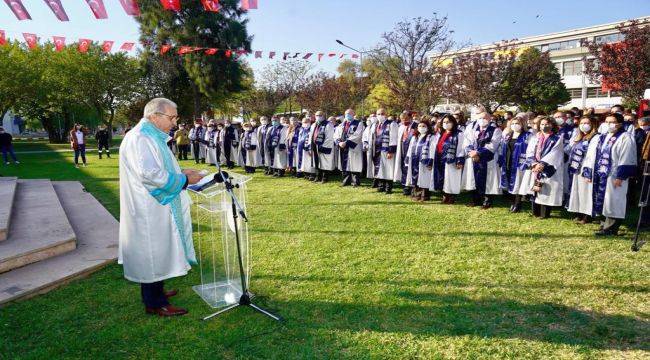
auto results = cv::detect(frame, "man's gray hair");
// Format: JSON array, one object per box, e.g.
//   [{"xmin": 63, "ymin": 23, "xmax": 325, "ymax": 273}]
[{"xmin": 143, "ymin": 98, "xmax": 177, "ymax": 119}]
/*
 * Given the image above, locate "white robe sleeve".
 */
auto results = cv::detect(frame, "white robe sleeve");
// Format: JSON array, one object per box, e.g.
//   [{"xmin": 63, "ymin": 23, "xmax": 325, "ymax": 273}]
[
  {"xmin": 389, "ymin": 122, "xmax": 399, "ymax": 150},
  {"xmin": 132, "ymin": 136, "xmax": 186, "ymax": 204}
]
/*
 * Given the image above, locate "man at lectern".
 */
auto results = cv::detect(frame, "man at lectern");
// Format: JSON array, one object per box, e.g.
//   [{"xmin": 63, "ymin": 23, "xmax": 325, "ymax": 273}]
[{"xmin": 118, "ymin": 98, "xmax": 204, "ymax": 317}]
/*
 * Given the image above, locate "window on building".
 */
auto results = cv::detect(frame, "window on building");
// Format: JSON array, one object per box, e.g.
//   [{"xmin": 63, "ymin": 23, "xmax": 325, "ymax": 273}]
[
  {"xmin": 595, "ymin": 33, "xmax": 624, "ymax": 44},
  {"xmin": 587, "ymin": 88, "xmax": 608, "ymax": 98},
  {"xmin": 568, "ymin": 89, "xmax": 583, "ymax": 99},
  {"xmin": 563, "ymin": 60, "xmax": 583, "ymax": 76},
  {"xmin": 553, "ymin": 62, "xmax": 563, "ymax": 74}
]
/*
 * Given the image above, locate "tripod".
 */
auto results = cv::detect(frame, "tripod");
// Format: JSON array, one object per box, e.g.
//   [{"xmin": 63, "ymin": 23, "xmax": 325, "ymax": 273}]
[
  {"xmin": 203, "ymin": 160, "xmax": 283, "ymax": 321},
  {"xmin": 632, "ymin": 160, "xmax": 649, "ymax": 252}
]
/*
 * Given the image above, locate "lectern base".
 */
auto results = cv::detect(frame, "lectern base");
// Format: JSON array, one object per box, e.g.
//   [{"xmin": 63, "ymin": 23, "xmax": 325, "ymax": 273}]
[{"xmin": 202, "ymin": 292, "xmax": 283, "ymax": 322}]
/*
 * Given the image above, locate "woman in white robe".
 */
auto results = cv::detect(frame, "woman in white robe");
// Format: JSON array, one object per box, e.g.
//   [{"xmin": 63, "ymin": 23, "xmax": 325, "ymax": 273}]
[
  {"xmin": 405, "ymin": 121, "xmax": 435, "ymax": 201},
  {"xmin": 269, "ymin": 122, "xmax": 289, "ymax": 176},
  {"xmin": 567, "ymin": 117, "xmax": 601, "ymax": 224},
  {"xmin": 298, "ymin": 119, "xmax": 315, "ymax": 179},
  {"xmin": 362, "ymin": 116, "xmax": 377, "ymax": 181},
  {"xmin": 369, "ymin": 110, "xmax": 399, "ymax": 193},
  {"xmin": 589, "ymin": 113, "xmax": 637, "ymax": 236},
  {"xmin": 463, "ymin": 113, "xmax": 502, "ymax": 208},
  {"xmin": 393, "ymin": 113, "xmax": 418, "ymax": 195},
  {"xmin": 204, "ymin": 123, "xmax": 217, "ymax": 165},
  {"xmin": 255, "ymin": 117, "xmax": 270, "ymax": 171},
  {"xmin": 499, "ymin": 116, "xmax": 531, "ymax": 212},
  {"xmin": 430, "ymin": 114, "xmax": 465, "ymax": 204},
  {"xmin": 529, "ymin": 117, "xmax": 564, "ymax": 218}
]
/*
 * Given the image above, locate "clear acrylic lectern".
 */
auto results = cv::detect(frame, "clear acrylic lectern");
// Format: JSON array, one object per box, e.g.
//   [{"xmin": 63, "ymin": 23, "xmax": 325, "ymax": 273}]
[{"xmin": 188, "ymin": 173, "xmax": 252, "ymax": 310}]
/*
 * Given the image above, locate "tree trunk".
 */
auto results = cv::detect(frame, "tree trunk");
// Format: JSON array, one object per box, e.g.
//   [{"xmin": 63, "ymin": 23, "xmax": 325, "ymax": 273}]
[{"xmin": 192, "ymin": 83, "xmax": 201, "ymax": 119}]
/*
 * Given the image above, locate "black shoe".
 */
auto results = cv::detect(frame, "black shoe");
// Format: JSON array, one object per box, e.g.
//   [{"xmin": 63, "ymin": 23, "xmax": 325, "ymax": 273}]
[
  {"xmin": 402, "ymin": 187, "xmax": 412, "ymax": 196},
  {"xmin": 377, "ymin": 186, "xmax": 385, "ymax": 192},
  {"xmin": 595, "ymin": 229, "xmax": 617, "ymax": 236}
]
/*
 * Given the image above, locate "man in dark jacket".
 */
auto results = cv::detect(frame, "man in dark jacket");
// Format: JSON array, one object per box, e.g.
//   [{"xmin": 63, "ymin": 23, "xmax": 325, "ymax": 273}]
[
  {"xmin": 0, "ymin": 127, "xmax": 19, "ymax": 165},
  {"xmin": 95, "ymin": 124, "xmax": 111, "ymax": 159}
]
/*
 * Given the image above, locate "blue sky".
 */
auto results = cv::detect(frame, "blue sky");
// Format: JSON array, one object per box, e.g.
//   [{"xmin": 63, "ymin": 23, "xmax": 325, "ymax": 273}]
[{"xmin": 0, "ymin": 0, "xmax": 647, "ymax": 76}]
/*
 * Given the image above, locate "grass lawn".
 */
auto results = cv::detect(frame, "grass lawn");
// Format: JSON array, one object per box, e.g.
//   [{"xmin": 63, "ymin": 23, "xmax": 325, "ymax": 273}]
[{"xmin": 1, "ymin": 140, "xmax": 648, "ymax": 359}]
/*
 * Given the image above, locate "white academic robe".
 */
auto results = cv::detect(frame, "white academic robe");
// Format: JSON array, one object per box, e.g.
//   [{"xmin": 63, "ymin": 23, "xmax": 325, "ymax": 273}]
[
  {"xmin": 314, "ymin": 121, "xmax": 336, "ymax": 171},
  {"xmin": 362, "ymin": 121, "xmax": 376, "ymax": 179},
  {"xmin": 462, "ymin": 122, "xmax": 502, "ymax": 195},
  {"xmin": 594, "ymin": 132, "xmax": 637, "ymax": 219},
  {"xmin": 461, "ymin": 121, "xmax": 478, "ymax": 191},
  {"xmin": 368, "ymin": 120, "xmax": 399, "ymax": 180},
  {"xmin": 335, "ymin": 120, "xmax": 365, "ymax": 173},
  {"xmin": 429, "ymin": 130, "xmax": 466, "ymax": 194},
  {"xmin": 567, "ymin": 134, "xmax": 601, "ymax": 216},
  {"xmin": 240, "ymin": 130, "xmax": 259, "ymax": 167},
  {"xmin": 118, "ymin": 119, "xmax": 194, "ymax": 283},
  {"xmin": 393, "ymin": 123, "xmax": 417, "ymax": 183},
  {"xmin": 205, "ymin": 129, "xmax": 217, "ymax": 165},
  {"xmin": 299, "ymin": 126, "xmax": 315, "ymax": 174},
  {"xmin": 271, "ymin": 125, "xmax": 289, "ymax": 170},
  {"xmin": 534, "ymin": 134, "xmax": 565, "ymax": 207},
  {"xmin": 264, "ymin": 126, "xmax": 274, "ymax": 167},
  {"xmin": 518, "ymin": 132, "xmax": 538, "ymax": 196},
  {"xmin": 199, "ymin": 126, "xmax": 208, "ymax": 159},
  {"xmin": 254, "ymin": 124, "xmax": 270, "ymax": 167},
  {"xmin": 405, "ymin": 134, "xmax": 436, "ymax": 189},
  {"xmin": 500, "ymin": 132, "xmax": 531, "ymax": 195}
]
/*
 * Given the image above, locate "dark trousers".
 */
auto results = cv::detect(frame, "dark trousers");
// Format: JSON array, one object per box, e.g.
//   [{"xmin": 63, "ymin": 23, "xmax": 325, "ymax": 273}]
[
  {"xmin": 177, "ymin": 145, "xmax": 189, "ymax": 160},
  {"xmin": 192, "ymin": 142, "xmax": 202, "ymax": 163},
  {"xmin": 532, "ymin": 202, "xmax": 552, "ymax": 218},
  {"xmin": 98, "ymin": 142, "xmax": 110, "ymax": 158},
  {"xmin": 342, "ymin": 171, "xmax": 361, "ymax": 186},
  {"xmin": 141, "ymin": 281, "xmax": 169, "ymax": 308},
  {"xmin": 74, "ymin": 144, "xmax": 87, "ymax": 165},
  {"xmin": 1, "ymin": 145, "xmax": 17, "ymax": 163},
  {"xmin": 470, "ymin": 190, "xmax": 491, "ymax": 206}
]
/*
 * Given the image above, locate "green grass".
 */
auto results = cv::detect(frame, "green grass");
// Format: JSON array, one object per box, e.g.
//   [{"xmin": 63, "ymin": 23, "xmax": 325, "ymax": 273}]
[{"xmin": 0, "ymin": 140, "xmax": 648, "ymax": 359}]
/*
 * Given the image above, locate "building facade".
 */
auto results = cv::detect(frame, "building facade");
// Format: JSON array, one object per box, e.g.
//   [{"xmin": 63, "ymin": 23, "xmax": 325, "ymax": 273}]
[{"xmin": 434, "ymin": 16, "xmax": 650, "ymax": 114}]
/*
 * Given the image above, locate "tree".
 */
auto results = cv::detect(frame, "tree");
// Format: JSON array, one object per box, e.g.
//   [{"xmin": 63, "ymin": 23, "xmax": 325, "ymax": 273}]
[
  {"xmin": 137, "ymin": 0, "xmax": 253, "ymax": 117},
  {"xmin": 0, "ymin": 42, "xmax": 31, "ymax": 121},
  {"xmin": 370, "ymin": 14, "xmax": 456, "ymax": 112},
  {"xmin": 507, "ymin": 47, "xmax": 570, "ymax": 113},
  {"xmin": 585, "ymin": 19, "xmax": 650, "ymax": 108},
  {"xmin": 242, "ymin": 87, "xmax": 287, "ymax": 118},
  {"xmin": 295, "ymin": 72, "xmax": 357, "ymax": 115},
  {"xmin": 337, "ymin": 60, "xmax": 371, "ymax": 115},
  {"xmin": 258, "ymin": 59, "xmax": 313, "ymax": 114},
  {"xmin": 444, "ymin": 43, "xmax": 518, "ymax": 112}
]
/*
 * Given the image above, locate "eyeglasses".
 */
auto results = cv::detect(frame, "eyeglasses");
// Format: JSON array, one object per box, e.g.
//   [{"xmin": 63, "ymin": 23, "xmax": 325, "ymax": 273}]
[{"xmin": 156, "ymin": 112, "xmax": 178, "ymax": 121}]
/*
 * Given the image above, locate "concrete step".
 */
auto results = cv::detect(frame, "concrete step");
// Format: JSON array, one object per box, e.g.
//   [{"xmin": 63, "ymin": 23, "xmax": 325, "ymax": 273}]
[
  {"xmin": 0, "ymin": 180, "xmax": 76, "ymax": 274},
  {"xmin": 0, "ymin": 181, "xmax": 118, "ymax": 306},
  {"xmin": 0, "ymin": 177, "xmax": 17, "ymax": 241}
]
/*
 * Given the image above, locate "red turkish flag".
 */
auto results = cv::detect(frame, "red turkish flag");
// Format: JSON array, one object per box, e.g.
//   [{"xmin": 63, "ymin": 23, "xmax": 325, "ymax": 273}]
[
  {"xmin": 351, "ymin": 54, "xmax": 359, "ymax": 59},
  {"xmin": 302, "ymin": 53, "xmax": 313, "ymax": 60},
  {"xmin": 52, "ymin": 36, "xmax": 66, "ymax": 52},
  {"xmin": 78, "ymin": 39, "xmax": 92, "ymax": 53},
  {"xmin": 236, "ymin": 50, "xmax": 247, "ymax": 56},
  {"xmin": 318, "ymin": 53, "xmax": 324, "ymax": 61},
  {"xmin": 328, "ymin": 53, "xmax": 336, "ymax": 58},
  {"xmin": 204, "ymin": 48, "xmax": 218, "ymax": 55},
  {"xmin": 201, "ymin": 0, "xmax": 219, "ymax": 12},
  {"xmin": 5, "ymin": 0, "xmax": 31, "ymax": 20},
  {"xmin": 120, "ymin": 42, "xmax": 135, "ymax": 51},
  {"xmin": 0, "ymin": 30, "xmax": 6, "ymax": 46},
  {"xmin": 225, "ymin": 50, "xmax": 232, "ymax": 58},
  {"xmin": 254, "ymin": 50, "xmax": 262, "ymax": 58},
  {"xmin": 282, "ymin": 52, "xmax": 289, "ymax": 60},
  {"xmin": 119, "ymin": 0, "xmax": 140, "ymax": 16},
  {"xmin": 85, "ymin": 0, "xmax": 108, "ymax": 19},
  {"xmin": 102, "ymin": 41, "xmax": 114, "ymax": 53},
  {"xmin": 269, "ymin": 51, "xmax": 276, "ymax": 59},
  {"xmin": 44, "ymin": 0, "xmax": 69, "ymax": 21},
  {"xmin": 178, "ymin": 46, "xmax": 195, "ymax": 54},
  {"xmin": 241, "ymin": 0, "xmax": 258, "ymax": 10},
  {"xmin": 160, "ymin": 0, "xmax": 180, "ymax": 11},
  {"xmin": 160, "ymin": 44, "xmax": 172, "ymax": 54},
  {"xmin": 23, "ymin": 33, "xmax": 38, "ymax": 49}
]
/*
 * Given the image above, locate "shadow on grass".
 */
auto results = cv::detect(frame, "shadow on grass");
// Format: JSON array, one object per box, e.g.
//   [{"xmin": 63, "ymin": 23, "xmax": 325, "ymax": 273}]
[{"xmin": 269, "ymin": 290, "xmax": 649, "ymax": 352}]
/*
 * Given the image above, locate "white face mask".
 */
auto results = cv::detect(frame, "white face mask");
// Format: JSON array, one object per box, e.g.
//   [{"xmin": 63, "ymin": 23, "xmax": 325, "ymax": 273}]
[
  {"xmin": 442, "ymin": 122, "xmax": 453, "ymax": 131},
  {"xmin": 510, "ymin": 124, "xmax": 522, "ymax": 133},
  {"xmin": 377, "ymin": 115, "xmax": 387, "ymax": 122},
  {"xmin": 478, "ymin": 118, "xmax": 489, "ymax": 128},
  {"xmin": 642, "ymin": 125, "xmax": 650, "ymax": 131},
  {"xmin": 579, "ymin": 124, "xmax": 592, "ymax": 133},
  {"xmin": 554, "ymin": 117, "xmax": 565, "ymax": 126},
  {"xmin": 251, "ymin": 122, "xmax": 257, "ymax": 126},
  {"xmin": 608, "ymin": 123, "xmax": 618, "ymax": 133},
  {"xmin": 418, "ymin": 127, "xmax": 428, "ymax": 135},
  {"xmin": 243, "ymin": 127, "xmax": 252, "ymax": 132},
  {"xmin": 260, "ymin": 120, "xmax": 269, "ymax": 125},
  {"xmin": 302, "ymin": 123, "xmax": 311, "ymax": 129}
]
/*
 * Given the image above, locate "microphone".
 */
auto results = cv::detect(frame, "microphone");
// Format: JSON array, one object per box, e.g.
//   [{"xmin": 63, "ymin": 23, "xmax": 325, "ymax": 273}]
[{"xmin": 188, "ymin": 171, "xmax": 229, "ymax": 192}]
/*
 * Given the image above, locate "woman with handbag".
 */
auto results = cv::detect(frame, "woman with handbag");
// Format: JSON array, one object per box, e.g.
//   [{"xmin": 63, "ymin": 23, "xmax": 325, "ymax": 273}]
[{"xmin": 528, "ymin": 117, "xmax": 564, "ymax": 218}]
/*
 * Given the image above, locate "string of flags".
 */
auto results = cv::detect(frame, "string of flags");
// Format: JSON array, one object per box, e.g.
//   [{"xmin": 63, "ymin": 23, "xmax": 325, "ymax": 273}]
[
  {"xmin": 2, "ymin": 0, "xmax": 259, "ymax": 21},
  {"xmin": 0, "ymin": 29, "xmax": 360, "ymax": 62}
]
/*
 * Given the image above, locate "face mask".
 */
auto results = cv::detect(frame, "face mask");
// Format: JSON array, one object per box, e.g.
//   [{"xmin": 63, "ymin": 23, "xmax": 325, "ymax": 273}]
[
  {"xmin": 345, "ymin": 114, "xmax": 354, "ymax": 121},
  {"xmin": 541, "ymin": 125, "xmax": 552, "ymax": 134},
  {"xmin": 316, "ymin": 116, "xmax": 325, "ymax": 123},
  {"xmin": 179, "ymin": 127, "xmax": 184, "ymax": 130},
  {"xmin": 554, "ymin": 117, "xmax": 565, "ymax": 126},
  {"xmin": 608, "ymin": 123, "xmax": 618, "ymax": 133},
  {"xmin": 302, "ymin": 123, "xmax": 311, "ymax": 129},
  {"xmin": 76, "ymin": 126, "xmax": 81, "ymax": 130},
  {"xmin": 225, "ymin": 123, "xmax": 231, "ymax": 127},
  {"xmin": 478, "ymin": 118, "xmax": 489, "ymax": 128},
  {"xmin": 251, "ymin": 122, "xmax": 258, "ymax": 126},
  {"xmin": 272, "ymin": 121, "xmax": 279, "ymax": 126},
  {"xmin": 260, "ymin": 120, "xmax": 269, "ymax": 125},
  {"xmin": 642, "ymin": 125, "xmax": 650, "ymax": 131},
  {"xmin": 442, "ymin": 122, "xmax": 453, "ymax": 131},
  {"xmin": 195, "ymin": 124, "xmax": 200, "ymax": 128},
  {"xmin": 243, "ymin": 127, "xmax": 251, "ymax": 132},
  {"xmin": 217, "ymin": 127, "xmax": 223, "ymax": 131},
  {"xmin": 418, "ymin": 127, "xmax": 428, "ymax": 135},
  {"xmin": 511, "ymin": 124, "xmax": 522, "ymax": 133},
  {"xmin": 579, "ymin": 124, "xmax": 591, "ymax": 133},
  {"xmin": 377, "ymin": 115, "xmax": 386, "ymax": 122}
]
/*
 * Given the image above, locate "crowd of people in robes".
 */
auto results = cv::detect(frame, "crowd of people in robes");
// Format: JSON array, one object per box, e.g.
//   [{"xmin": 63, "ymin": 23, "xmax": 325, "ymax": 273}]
[{"xmin": 165, "ymin": 104, "xmax": 649, "ymax": 237}]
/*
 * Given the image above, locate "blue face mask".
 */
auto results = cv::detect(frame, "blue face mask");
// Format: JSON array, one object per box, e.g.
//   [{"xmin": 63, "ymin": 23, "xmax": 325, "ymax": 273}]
[
  {"xmin": 272, "ymin": 120, "xmax": 279, "ymax": 126},
  {"xmin": 345, "ymin": 114, "xmax": 354, "ymax": 121}
]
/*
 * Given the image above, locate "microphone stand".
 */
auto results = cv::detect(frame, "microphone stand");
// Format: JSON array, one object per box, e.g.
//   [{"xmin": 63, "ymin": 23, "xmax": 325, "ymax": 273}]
[
  {"xmin": 203, "ymin": 160, "xmax": 283, "ymax": 321},
  {"xmin": 632, "ymin": 160, "xmax": 649, "ymax": 252}
]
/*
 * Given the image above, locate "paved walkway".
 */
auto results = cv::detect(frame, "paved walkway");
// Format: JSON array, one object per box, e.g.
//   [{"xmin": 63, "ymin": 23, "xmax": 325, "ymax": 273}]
[{"xmin": 14, "ymin": 147, "xmax": 120, "ymax": 155}]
